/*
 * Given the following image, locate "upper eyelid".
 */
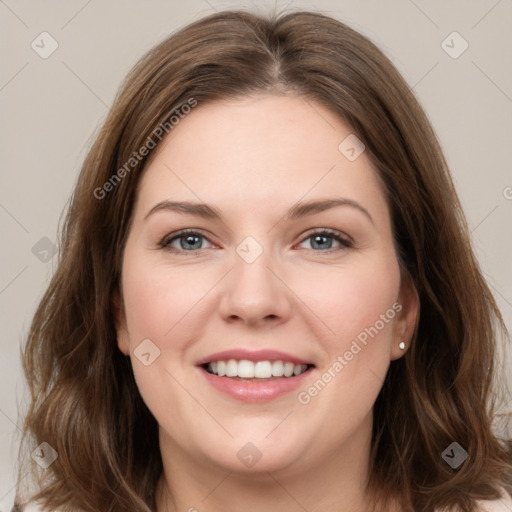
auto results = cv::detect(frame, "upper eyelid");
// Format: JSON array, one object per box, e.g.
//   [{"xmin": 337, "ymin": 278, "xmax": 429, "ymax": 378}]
[{"xmin": 161, "ymin": 229, "xmax": 216, "ymax": 246}]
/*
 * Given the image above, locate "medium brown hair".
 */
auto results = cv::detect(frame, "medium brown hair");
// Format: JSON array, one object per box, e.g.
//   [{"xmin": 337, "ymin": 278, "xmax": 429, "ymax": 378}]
[{"xmin": 16, "ymin": 8, "xmax": 512, "ymax": 512}]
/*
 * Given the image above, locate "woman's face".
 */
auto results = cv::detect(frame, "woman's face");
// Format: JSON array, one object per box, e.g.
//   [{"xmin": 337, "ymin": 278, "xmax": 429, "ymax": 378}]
[{"xmin": 116, "ymin": 93, "xmax": 418, "ymax": 476}]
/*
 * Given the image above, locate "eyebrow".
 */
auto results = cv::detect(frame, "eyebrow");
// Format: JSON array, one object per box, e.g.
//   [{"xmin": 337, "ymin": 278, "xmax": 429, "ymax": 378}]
[{"xmin": 144, "ymin": 197, "xmax": 374, "ymax": 225}]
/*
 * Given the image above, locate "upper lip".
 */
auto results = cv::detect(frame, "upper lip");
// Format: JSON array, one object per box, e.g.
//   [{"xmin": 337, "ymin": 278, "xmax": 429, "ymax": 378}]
[{"xmin": 196, "ymin": 349, "xmax": 313, "ymax": 366}]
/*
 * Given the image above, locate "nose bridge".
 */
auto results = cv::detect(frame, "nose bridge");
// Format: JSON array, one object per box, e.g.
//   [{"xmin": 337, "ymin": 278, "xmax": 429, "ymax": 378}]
[{"xmin": 218, "ymin": 234, "xmax": 291, "ymax": 323}]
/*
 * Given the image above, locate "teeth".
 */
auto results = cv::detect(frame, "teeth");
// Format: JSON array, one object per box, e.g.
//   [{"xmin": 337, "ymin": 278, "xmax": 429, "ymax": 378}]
[
  {"xmin": 226, "ymin": 359, "xmax": 238, "ymax": 377},
  {"xmin": 238, "ymin": 360, "xmax": 255, "ymax": 378},
  {"xmin": 272, "ymin": 360, "xmax": 284, "ymax": 377},
  {"xmin": 293, "ymin": 364, "xmax": 304, "ymax": 376},
  {"xmin": 206, "ymin": 359, "xmax": 309, "ymax": 378},
  {"xmin": 283, "ymin": 362, "xmax": 294, "ymax": 377}
]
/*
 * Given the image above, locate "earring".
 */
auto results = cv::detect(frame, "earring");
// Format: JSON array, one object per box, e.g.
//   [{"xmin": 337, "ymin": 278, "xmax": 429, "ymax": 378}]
[{"xmin": 398, "ymin": 341, "xmax": 406, "ymax": 350}]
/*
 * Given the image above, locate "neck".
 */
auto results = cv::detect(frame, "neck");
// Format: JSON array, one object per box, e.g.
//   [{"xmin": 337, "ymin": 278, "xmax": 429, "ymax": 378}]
[{"xmin": 155, "ymin": 412, "xmax": 385, "ymax": 512}]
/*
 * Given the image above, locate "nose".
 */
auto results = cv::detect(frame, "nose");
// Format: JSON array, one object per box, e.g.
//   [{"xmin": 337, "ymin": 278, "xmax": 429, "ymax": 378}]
[{"xmin": 218, "ymin": 247, "xmax": 292, "ymax": 328}]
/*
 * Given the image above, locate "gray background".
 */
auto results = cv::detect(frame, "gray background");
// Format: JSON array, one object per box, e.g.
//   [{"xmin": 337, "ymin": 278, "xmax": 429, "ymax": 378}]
[{"xmin": 1, "ymin": 0, "xmax": 511, "ymax": 509}]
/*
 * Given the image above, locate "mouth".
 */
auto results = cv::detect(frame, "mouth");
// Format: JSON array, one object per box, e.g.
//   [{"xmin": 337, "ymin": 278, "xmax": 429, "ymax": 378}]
[{"xmin": 196, "ymin": 350, "xmax": 316, "ymax": 402}]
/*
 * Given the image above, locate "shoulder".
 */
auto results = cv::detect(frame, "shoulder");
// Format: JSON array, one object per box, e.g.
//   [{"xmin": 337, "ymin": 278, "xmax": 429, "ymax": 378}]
[
  {"xmin": 18, "ymin": 490, "xmax": 512, "ymax": 512},
  {"xmin": 11, "ymin": 503, "xmax": 45, "ymax": 512},
  {"xmin": 475, "ymin": 488, "xmax": 512, "ymax": 512},
  {"xmin": 433, "ymin": 488, "xmax": 512, "ymax": 512}
]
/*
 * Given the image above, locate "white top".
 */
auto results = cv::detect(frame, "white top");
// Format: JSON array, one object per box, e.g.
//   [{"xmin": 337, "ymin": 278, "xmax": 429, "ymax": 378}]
[
  {"xmin": 475, "ymin": 490, "xmax": 512, "ymax": 511},
  {"xmin": 18, "ymin": 490, "xmax": 512, "ymax": 511}
]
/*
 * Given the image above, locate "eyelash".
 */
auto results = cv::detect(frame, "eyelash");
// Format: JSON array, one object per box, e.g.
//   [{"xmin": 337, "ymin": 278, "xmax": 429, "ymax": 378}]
[{"xmin": 159, "ymin": 228, "xmax": 354, "ymax": 256}]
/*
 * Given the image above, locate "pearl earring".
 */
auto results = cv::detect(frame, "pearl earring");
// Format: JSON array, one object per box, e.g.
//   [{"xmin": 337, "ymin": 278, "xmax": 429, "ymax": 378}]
[{"xmin": 399, "ymin": 341, "xmax": 406, "ymax": 350}]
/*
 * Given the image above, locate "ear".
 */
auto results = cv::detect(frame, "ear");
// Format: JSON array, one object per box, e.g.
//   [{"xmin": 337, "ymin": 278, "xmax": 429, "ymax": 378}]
[
  {"xmin": 112, "ymin": 288, "xmax": 130, "ymax": 356},
  {"xmin": 390, "ymin": 272, "xmax": 419, "ymax": 361}
]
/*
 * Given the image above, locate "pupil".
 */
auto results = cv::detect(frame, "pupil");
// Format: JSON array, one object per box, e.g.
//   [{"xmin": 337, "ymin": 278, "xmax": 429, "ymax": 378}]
[
  {"xmin": 313, "ymin": 235, "xmax": 331, "ymax": 250},
  {"xmin": 182, "ymin": 235, "xmax": 201, "ymax": 250}
]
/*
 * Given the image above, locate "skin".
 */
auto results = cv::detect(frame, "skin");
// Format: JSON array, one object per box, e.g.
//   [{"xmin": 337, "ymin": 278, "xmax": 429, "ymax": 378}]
[{"xmin": 115, "ymin": 92, "xmax": 419, "ymax": 512}]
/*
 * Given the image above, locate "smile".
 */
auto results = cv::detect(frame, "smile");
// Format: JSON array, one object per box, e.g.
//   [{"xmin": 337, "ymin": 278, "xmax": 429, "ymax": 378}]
[
  {"xmin": 204, "ymin": 359, "xmax": 311, "ymax": 379},
  {"xmin": 196, "ymin": 350, "xmax": 316, "ymax": 402}
]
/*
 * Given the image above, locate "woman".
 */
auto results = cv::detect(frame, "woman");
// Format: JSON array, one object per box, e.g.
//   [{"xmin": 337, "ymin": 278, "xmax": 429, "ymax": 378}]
[{"xmin": 15, "ymin": 8, "xmax": 512, "ymax": 512}]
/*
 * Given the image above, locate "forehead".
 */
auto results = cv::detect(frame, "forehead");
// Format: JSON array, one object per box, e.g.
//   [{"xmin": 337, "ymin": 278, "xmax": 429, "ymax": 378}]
[{"xmin": 135, "ymin": 93, "xmax": 389, "ymax": 224}]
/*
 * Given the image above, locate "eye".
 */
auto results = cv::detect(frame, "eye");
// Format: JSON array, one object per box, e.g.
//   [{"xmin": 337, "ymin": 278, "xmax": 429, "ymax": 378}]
[
  {"xmin": 297, "ymin": 229, "xmax": 353, "ymax": 252},
  {"xmin": 160, "ymin": 229, "xmax": 215, "ymax": 254},
  {"xmin": 159, "ymin": 228, "xmax": 353, "ymax": 255}
]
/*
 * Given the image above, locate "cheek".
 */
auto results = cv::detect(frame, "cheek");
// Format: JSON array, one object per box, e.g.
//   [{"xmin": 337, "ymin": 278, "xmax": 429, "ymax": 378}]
[
  {"xmin": 121, "ymin": 254, "xmax": 210, "ymax": 346},
  {"xmin": 120, "ymin": 253, "xmax": 207, "ymax": 431},
  {"xmin": 119, "ymin": 250, "xmax": 220, "ymax": 416},
  {"xmin": 295, "ymin": 251, "xmax": 401, "ymax": 348},
  {"xmin": 291, "ymin": 251, "xmax": 401, "ymax": 454},
  {"xmin": 291, "ymin": 248, "xmax": 402, "ymax": 419}
]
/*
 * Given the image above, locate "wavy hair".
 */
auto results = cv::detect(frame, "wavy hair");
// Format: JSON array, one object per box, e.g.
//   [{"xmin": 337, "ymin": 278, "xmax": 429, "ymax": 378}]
[{"xmin": 16, "ymin": 8, "xmax": 512, "ymax": 512}]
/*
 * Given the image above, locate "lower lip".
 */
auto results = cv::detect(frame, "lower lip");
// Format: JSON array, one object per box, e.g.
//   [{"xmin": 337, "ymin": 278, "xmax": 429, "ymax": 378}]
[{"xmin": 198, "ymin": 366, "xmax": 314, "ymax": 403}]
